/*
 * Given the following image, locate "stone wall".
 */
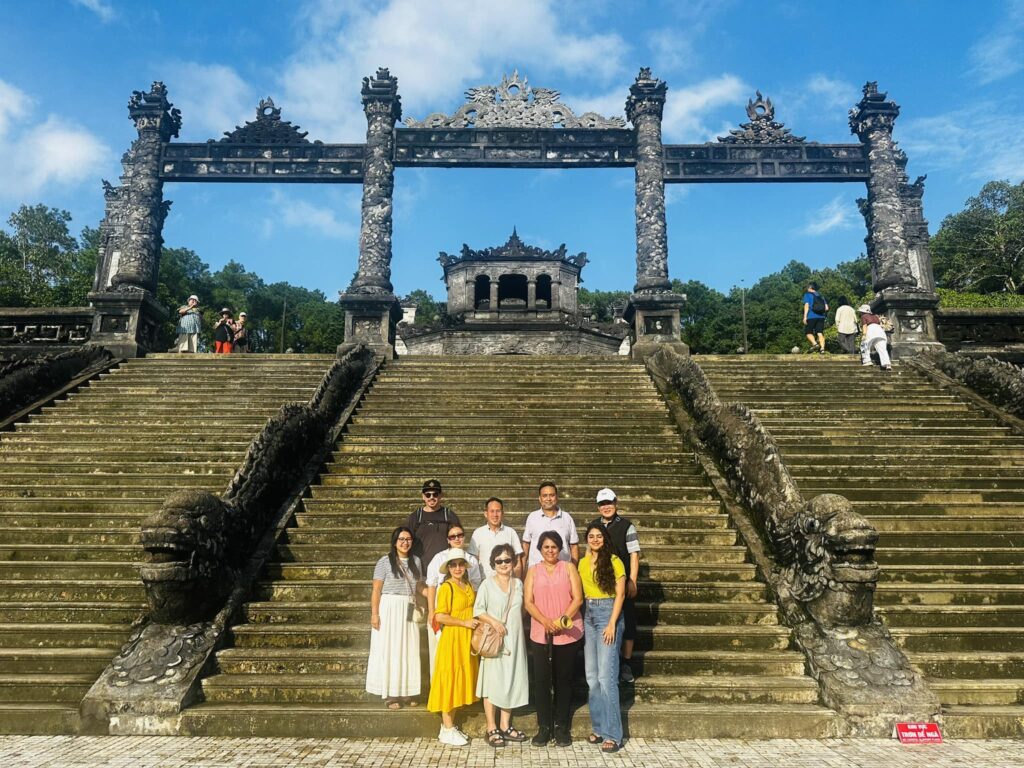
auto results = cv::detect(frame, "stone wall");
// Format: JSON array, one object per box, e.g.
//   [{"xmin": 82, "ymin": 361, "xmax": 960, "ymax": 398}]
[
  {"xmin": 401, "ymin": 325, "xmax": 626, "ymax": 356},
  {"xmin": 936, "ymin": 308, "xmax": 1024, "ymax": 362}
]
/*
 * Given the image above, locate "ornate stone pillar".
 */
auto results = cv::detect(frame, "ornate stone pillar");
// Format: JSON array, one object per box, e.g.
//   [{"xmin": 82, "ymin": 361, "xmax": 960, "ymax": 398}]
[
  {"xmin": 489, "ymin": 278, "xmax": 499, "ymax": 310},
  {"xmin": 88, "ymin": 82, "xmax": 177, "ymax": 357},
  {"xmin": 623, "ymin": 69, "xmax": 687, "ymax": 359},
  {"xmin": 527, "ymin": 279, "xmax": 537, "ymax": 311},
  {"xmin": 626, "ymin": 68, "xmax": 671, "ymax": 294},
  {"xmin": 341, "ymin": 69, "xmax": 402, "ymax": 356},
  {"xmin": 550, "ymin": 280, "xmax": 561, "ymax": 313},
  {"xmin": 850, "ymin": 82, "xmax": 942, "ymax": 358}
]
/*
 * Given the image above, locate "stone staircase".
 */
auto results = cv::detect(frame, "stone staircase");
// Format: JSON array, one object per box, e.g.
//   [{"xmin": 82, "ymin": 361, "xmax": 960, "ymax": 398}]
[
  {"xmin": 181, "ymin": 356, "xmax": 837, "ymax": 739},
  {"xmin": 696, "ymin": 354, "xmax": 1024, "ymax": 738},
  {"xmin": 0, "ymin": 353, "xmax": 335, "ymax": 733}
]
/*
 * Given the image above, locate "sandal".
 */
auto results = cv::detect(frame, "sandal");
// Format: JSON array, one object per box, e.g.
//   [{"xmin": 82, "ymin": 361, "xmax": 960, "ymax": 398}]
[
  {"xmin": 601, "ymin": 740, "xmax": 622, "ymax": 753},
  {"xmin": 486, "ymin": 729, "xmax": 506, "ymax": 748},
  {"xmin": 402, "ymin": 698, "xmax": 419, "ymax": 708},
  {"xmin": 586, "ymin": 733, "xmax": 602, "ymax": 745},
  {"xmin": 501, "ymin": 727, "xmax": 527, "ymax": 742},
  {"xmin": 385, "ymin": 699, "xmax": 401, "ymax": 710}
]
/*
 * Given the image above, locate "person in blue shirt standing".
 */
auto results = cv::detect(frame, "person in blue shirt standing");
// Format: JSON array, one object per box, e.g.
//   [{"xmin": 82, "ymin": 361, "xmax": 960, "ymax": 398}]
[{"xmin": 801, "ymin": 282, "xmax": 828, "ymax": 354}]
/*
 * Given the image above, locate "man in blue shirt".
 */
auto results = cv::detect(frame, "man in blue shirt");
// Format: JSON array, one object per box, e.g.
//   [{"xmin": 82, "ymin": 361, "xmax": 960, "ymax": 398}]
[{"xmin": 802, "ymin": 282, "xmax": 828, "ymax": 354}]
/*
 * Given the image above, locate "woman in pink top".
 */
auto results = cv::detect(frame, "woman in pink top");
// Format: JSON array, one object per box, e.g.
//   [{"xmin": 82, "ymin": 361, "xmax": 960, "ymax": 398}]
[{"xmin": 523, "ymin": 530, "xmax": 583, "ymax": 747}]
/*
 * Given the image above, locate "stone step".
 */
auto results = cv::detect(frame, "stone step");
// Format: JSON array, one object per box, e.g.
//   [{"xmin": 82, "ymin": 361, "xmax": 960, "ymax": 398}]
[
  {"xmin": 891, "ymin": 627, "xmax": 1024, "ymax": 653},
  {"xmin": 921, "ymin": 705, "xmax": 1024, "ymax": 738},
  {"xmin": 869, "ymin": 516, "xmax": 1024, "ymax": 532},
  {"xmin": 928, "ymin": 679, "xmax": 1024, "ymax": 706},
  {"xmin": 0, "ymin": 545, "xmax": 143, "ymax": 562},
  {"xmin": 800, "ymin": 487, "xmax": 1024, "ymax": 501},
  {"xmin": 0, "ymin": 648, "xmax": 119, "ymax": 675},
  {"xmin": 298, "ymin": 499, "xmax": 723, "ymax": 516},
  {"xmin": 0, "ymin": 624, "xmax": 128, "ymax": 649},
  {"xmin": 0, "ymin": 602, "xmax": 143, "ymax": 624},
  {"xmin": 228, "ymin": 623, "xmax": 790, "ymax": 653},
  {"xmin": 875, "ymin": 583, "xmax": 1024, "ymax": 605},
  {"xmin": 881, "ymin": 565, "xmax": 1024, "ymax": 586},
  {"xmin": 0, "ymin": 674, "xmax": 95, "ymax": 703},
  {"xmin": 305, "ymin": 485, "xmax": 718, "ymax": 501},
  {"xmin": 177, "ymin": 700, "xmax": 838, "ymax": 738},
  {"xmin": 281, "ymin": 526, "xmax": 740, "ymax": 547},
  {"xmin": 0, "ymin": 473, "xmax": 231, "ymax": 488},
  {"xmin": 250, "ymin": 579, "xmax": 769, "ymax": 603},
  {"xmin": 908, "ymin": 652, "xmax": 1024, "ymax": 679},
  {"xmin": 877, "ymin": 547, "xmax": 1024, "ymax": 566},
  {"xmin": 241, "ymin": 600, "xmax": 780, "ymax": 626},
  {"xmin": 294, "ymin": 511, "xmax": 728, "ymax": 530},
  {"xmin": 315, "ymin": 473, "xmax": 704, "ymax": 488},
  {"xmin": 273, "ymin": 543, "xmax": 749, "ymax": 565},
  {"xmin": 0, "ymin": 580, "xmax": 146, "ymax": 602},
  {"xmin": 0, "ymin": 704, "xmax": 78, "ymax": 735},
  {"xmin": 878, "ymin": 605, "xmax": 1024, "ymax": 627},
  {"xmin": 0, "ymin": 562, "xmax": 138, "ymax": 580},
  {"xmin": 876, "ymin": 531, "xmax": 1024, "ymax": 547},
  {"xmin": 0, "ymin": 508, "xmax": 158, "ymax": 527}
]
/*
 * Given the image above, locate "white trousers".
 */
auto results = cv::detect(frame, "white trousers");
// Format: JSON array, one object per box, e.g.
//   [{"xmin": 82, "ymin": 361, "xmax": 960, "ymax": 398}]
[
  {"xmin": 861, "ymin": 329, "xmax": 891, "ymax": 367},
  {"xmin": 174, "ymin": 333, "xmax": 198, "ymax": 353}
]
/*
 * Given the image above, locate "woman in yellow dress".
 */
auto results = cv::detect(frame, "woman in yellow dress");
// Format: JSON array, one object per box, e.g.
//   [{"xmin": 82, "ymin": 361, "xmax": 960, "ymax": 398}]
[{"xmin": 427, "ymin": 549, "xmax": 480, "ymax": 746}]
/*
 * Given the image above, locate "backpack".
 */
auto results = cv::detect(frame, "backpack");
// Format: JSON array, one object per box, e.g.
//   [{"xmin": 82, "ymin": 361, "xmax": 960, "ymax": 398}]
[{"xmin": 810, "ymin": 293, "xmax": 827, "ymax": 315}]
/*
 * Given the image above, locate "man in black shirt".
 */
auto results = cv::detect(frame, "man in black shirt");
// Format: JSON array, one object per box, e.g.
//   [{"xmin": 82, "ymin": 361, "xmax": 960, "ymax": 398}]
[{"xmin": 404, "ymin": 479, "xmax": 461, "ymax": 569}]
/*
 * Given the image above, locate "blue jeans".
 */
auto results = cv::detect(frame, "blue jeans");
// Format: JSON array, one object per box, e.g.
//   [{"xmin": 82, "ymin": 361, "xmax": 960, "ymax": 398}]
[{"xmin": 584, "ymin": 597, "xmax": 623, "ymax": 744}]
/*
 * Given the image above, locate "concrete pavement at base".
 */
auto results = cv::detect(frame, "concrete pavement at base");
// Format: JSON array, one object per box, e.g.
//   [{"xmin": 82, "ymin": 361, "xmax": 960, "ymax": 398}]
[{"xmin": 1, "ymin": 737, "xmax": 1023, "ymax": 768}]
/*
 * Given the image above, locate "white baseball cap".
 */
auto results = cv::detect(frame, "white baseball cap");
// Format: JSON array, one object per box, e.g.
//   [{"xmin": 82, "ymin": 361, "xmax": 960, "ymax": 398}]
[{"xmin": 596, "ymin": 488, "xmax": 617, "ymax": 503}]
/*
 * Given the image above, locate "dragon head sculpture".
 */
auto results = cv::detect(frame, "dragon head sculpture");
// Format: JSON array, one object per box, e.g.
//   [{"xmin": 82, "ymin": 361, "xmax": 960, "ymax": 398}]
[{"xmin": 139, "ymin": 490, "xmax": 236, "ymax": 624}]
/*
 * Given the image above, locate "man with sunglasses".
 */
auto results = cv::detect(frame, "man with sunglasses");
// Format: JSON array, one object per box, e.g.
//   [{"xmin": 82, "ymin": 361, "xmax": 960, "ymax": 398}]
[
  {"xmin": 424, "ymin": 524, "xmax": 481, "ymax": 677},
  {"xmin": 404, "ymin": 479, "xmax": 462, "ymax": 571}
]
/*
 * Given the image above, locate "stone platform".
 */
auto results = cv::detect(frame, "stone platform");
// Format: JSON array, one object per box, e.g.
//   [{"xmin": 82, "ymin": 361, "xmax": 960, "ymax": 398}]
[{"xmin": 0, "ymin": 736, "xmax": 1021, "ymax": 768}]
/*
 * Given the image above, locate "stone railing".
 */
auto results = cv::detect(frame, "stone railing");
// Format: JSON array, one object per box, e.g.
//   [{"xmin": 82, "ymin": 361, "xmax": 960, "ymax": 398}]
[
  {"xmin": 0, "ymin": 307, "xmax": 94, "ymax": 346},
  {"xmin": 936, "ymin": 308, "xmax": 1024, "ymax": 361},
  {"xmin": 916, "ymin": 350, "xmax": 1024, "ymax": 421},
  {"xmin": 648, "ymin": 345, "xmax": 938, "ymax": 734},
  {"xmin": 81, "ymin": 344, "xmax": 380, "ymax": 733},
  {"xmin": 0, "ymin": 347, "xmax": 113, "ymax": 424}
]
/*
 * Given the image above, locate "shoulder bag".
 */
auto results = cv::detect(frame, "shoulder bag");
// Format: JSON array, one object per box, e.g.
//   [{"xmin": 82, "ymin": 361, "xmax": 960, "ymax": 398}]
[{"xmin": 471, "ymin": 580, "xmax": 514, "ymax": 658}]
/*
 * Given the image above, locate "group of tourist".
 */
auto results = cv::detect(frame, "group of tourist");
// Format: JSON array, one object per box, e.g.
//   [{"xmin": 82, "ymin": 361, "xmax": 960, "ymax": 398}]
[
  {"xmin": 802, "ymin": 282, "xmax": 892, "ymax": 369},
  {"xmin": 366, "ymin": 480, "xmax": 641, "ymax": 753},
  {"xmin": 174, "ymin": 295, "xmax": 248, "ymax": 354}
]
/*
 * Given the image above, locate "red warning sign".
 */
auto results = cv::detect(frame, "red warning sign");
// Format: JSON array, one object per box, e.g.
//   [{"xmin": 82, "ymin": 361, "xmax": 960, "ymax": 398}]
[{"xmin": 895, "ymin": 722, "xmax": 942, "ymax": 744}]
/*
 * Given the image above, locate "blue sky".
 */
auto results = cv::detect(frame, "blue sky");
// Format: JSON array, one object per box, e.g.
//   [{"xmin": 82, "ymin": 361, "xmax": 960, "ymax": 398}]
[{"xmin": 1, "ymin": 0, "xmax": 1022, "ymax": 300}]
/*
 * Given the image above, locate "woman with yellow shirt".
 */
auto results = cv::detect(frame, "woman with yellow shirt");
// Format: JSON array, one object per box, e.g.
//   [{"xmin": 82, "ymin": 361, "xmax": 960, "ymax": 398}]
[
  {"xmin": 580, "ymin": 522, "xmax": 626, "ymax": 753},
  {"xmin": 427, "ymin": 549, "xmax": 480, "ymax": 746}
]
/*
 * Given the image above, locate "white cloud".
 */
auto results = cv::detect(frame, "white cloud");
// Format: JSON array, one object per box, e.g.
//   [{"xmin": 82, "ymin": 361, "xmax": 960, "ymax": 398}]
[
  {"xmin": 71, "ymin": 0, "xmax": 116, "ymax": 23},
  {"xmin": 281, "ymin": 0, "xmax": 630, "ymax": 142},
  {"xmin": 163, "ymin": 62, "xmax": 254, "ymax": 140},
  {"xmin": 0, "ymin": 79, "xmax": 109, "ymax": 201},
  {"xmin": 665, "ymin": 185, "xmax": 689, "ymax": 206},
  {"xmin": 662, "ymin": 74, "xmax": 748, "ymax": 142},
  {"xmin": 799, "ymin": 196, "xmax": 856, "ymax": 236},
  {"xmin": 901, "ymin": 104, "xmax": 1024, "ymax": 183},
  {"xmin": 805, "ymin": 74, "xmax": 857, "ymax": 110},
  {"xmin": 968, "ymin": 0, "xmax": 1024, "ymax": 84},
  {"xmin": 269, "ymin": 190, "xmax": 358, "ymax": 240}
]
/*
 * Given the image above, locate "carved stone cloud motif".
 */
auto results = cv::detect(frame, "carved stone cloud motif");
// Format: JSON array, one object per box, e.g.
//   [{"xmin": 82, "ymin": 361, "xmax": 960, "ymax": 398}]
[
  {"xmin": 404, "ymin": 70, "xmax": 626, "ymax": 129},
  {"xmin": 718, "ymin": 92, "xmax": 806, "ymax": 144},
  {"xmin": 219, "ymin": 98, "xmax": 314, "ymax": 144}
]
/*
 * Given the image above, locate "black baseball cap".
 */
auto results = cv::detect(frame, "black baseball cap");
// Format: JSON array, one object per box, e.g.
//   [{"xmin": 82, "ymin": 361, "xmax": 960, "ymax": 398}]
[{"xmin": 422, "ymin": 479, "xmax": 442, "ymax": 494}]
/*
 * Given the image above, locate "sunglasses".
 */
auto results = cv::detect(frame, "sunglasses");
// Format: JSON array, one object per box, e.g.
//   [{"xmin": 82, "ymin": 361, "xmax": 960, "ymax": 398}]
[
  {"xmin": 447, "ymin": 532, "xmax": 465, "ymax": 540},
  {"xmin": 493, "ymin": 557, "xmax": 513, "ymax": 565},
  {"xmin": 423, "ymin": 491, "xmax": 440, "ymax": 498},
  {"xmin": 396, "ymin": 537, "xmax": 413, "ymax": 543}
]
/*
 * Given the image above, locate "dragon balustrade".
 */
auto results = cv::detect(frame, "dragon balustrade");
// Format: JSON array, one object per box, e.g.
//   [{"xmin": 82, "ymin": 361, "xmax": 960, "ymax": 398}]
[{"xmin": 648, "ymin": 345, "xmax": 939, "ymax": 734}]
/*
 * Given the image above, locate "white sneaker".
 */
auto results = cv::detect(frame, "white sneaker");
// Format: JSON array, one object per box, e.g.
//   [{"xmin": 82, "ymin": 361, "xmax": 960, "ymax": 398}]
[{"xmin": 439, "ymin": 726, "xmax": 468, "ymax": 746}]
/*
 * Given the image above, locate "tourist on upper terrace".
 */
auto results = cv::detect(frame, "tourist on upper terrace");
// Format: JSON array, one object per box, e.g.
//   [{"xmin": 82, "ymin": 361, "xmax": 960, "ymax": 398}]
[
  {"xmin": 213, "ymin": 308, "xmax": 235, "ymax": 354},
  {"xmin": 425, "ymin": 523, "xmax": 482, "ymax": 676},
  {"xmin": 174, "ymin": 294, "xmax": 202, "ymax": 353},
  {"xmin": 589, "ymin": 488, "xmax": 641, "ymax": 684},
  {"xmin": 232, "ymin": 312, "xmax": 249, "ymax": 353},
  {"xmin": 473, "ymin": 543, "xmax": 529, "ymax": 748},
  {"xmin": 857, "ymin": 305, "xmax": 892, "ymax": 371},
  {"xmin": 834, "ymin": 296, "xmax": 859, "ymax": 355},
  {"xmin": 523, "ymin": 530, "xmax": 583, "ymax": 747},
  {"xmin": 580, "ymin": 522, "xmax": 627, "ymax": 753},
  {"xmin": 365, "ymin": 526, "xmax": 427, "ymax": 710},
  {"xmin": 427, "ymin": 549, "xmax": 480, "ymax": 747},
  {"xmin": 468, "ymin": 497, "xmax": 524, "ymax": 579},
  {"xmin": 522, "ymin": 482, "xmax": 579, "ymax": 567},
  {"xmin": 802, "ymin": 282, "xmax": 828, "ymax": 354}
]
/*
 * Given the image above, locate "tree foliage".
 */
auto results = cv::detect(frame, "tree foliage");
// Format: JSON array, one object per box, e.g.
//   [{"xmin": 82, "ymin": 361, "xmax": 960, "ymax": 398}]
[{"xmin": 932, "ymin": 180, "xmax": 1024, "ymax": 294}]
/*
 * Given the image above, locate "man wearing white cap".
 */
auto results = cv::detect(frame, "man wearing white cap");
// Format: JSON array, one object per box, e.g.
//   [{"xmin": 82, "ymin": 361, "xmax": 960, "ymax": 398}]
[
  {"xmin": 857, "ymin": 305, "xmax": 892, "ymax": 371},
  {"xmin": 589, "ymin": 488, "xmax": 641, "ymax": 683},
  {"xmin": 174, "ymin": 294, "xmax": 202, "ymax": 353}
]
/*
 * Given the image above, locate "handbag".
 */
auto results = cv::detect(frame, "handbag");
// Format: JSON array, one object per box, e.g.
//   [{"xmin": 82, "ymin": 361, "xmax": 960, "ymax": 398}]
[
  {"xmin": 398, "ymin": 561, "xmax": 426, "ymax": 624},
  {"xmin": 471, "ymin": 580, "xmax": 514, "ymax": 658}
]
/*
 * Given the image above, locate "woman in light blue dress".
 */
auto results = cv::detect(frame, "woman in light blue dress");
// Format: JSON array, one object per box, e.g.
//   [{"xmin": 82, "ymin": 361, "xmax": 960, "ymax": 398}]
[{"xmin": 473, "ymin": 543, "xmax": 529, "ymax": 748}]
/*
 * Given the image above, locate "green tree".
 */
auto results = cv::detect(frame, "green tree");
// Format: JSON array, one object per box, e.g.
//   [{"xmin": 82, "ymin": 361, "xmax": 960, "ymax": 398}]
[
  {"xmin": 403, "ymin": 289, "xmax": 443, "ymax": 326},
  {"xmin": 576, "ymin": 288, "xmax": 630, "ymax": 322},
  {"xmin": 932, "ymin": 180, "xmax": 1024, "ymax": 294}
]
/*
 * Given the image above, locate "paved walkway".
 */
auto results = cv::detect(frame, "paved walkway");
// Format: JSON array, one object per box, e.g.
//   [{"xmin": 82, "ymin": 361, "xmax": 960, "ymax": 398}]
[{"xmin": 1, "ymin": 737, "xmax": 1022, "ymax": 767}]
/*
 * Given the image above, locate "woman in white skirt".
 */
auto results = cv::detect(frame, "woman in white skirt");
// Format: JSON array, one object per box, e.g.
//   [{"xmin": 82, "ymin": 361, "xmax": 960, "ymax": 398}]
[{"xmin": 366, "ymin": 526, "xmax": 427, "ymax": 708}]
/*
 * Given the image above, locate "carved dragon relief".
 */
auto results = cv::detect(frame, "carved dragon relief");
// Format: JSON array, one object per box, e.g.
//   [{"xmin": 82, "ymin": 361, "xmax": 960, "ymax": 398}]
[
  {"xmin": 718, "ymin": 91, "xmax": 806, "ymax": 144},
  {"xmin": 438, "ymin": 228, "xmax": 587, "ymax": 268},
  {"xmin": 405, "ymin": 70, "xmax": 626, "ymax": 129},
  {"xmin": 219, "ymin": 98, "xmax": 315, "ymax": 144}
]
